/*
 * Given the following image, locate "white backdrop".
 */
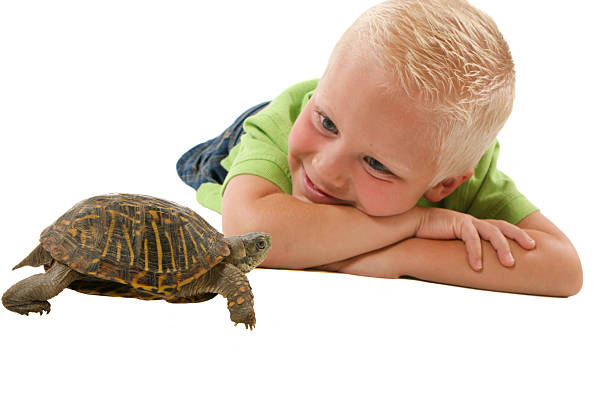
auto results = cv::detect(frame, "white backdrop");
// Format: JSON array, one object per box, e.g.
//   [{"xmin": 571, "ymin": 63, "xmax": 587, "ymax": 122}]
[{"xmin": 1, "ymin": 1, "xmax": 610, "ymax": 407}]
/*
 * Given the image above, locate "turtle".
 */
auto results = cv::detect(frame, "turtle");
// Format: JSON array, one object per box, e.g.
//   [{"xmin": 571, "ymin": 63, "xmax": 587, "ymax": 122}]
[{"xmin": 2, "ymin": 193, "xmax": 271, "ymax": 329}]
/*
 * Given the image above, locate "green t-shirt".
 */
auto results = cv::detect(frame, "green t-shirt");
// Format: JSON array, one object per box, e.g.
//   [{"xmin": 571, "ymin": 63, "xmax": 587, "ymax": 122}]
[{"xmin": 196, "ymin": 79, "xmax": 537, "ymax": 224}]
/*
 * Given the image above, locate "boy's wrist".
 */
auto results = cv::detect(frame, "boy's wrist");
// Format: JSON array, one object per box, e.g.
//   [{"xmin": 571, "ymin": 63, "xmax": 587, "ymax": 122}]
[{"xmin": 401, "ymin": 206, "xmax": 428, "ymax": 238}]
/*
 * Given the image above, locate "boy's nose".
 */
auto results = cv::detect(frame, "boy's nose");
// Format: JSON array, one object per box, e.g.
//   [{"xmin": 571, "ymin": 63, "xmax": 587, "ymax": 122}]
[{"xmin": 312, "ymin": 149, "xmax": 349, "ymax": 193}]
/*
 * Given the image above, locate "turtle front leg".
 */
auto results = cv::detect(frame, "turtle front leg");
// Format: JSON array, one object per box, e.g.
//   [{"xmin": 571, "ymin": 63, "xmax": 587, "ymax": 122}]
[
  {"xmin": 176, "ymin": 263, "xmax": 256, "ymax": 329},
  {"xmin": 2, "ymin": 261, "xmax": 80, "ymax": 315}
]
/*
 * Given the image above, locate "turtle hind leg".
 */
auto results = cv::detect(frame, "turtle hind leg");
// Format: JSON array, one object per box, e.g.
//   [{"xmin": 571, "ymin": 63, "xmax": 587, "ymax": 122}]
[
  {"xmin": 2, "ymin": 261, "xmax": 79, "ymax": 315},
  {"xmin": 13, "ymin": 244, "xmax": 53, "ymax": 270}
]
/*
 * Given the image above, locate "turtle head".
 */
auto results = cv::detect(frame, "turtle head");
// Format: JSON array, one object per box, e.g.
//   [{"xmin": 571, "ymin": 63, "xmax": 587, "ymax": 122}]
[{"xmin": 224, "ymin": 232, "xmax": 271, "ymax": 272}]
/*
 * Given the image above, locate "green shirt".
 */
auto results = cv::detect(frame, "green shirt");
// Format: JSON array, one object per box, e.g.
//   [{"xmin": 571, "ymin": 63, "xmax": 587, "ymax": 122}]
[{"xmin": 196, "ymin": 79, "xmax": 537, "ymax": 224}]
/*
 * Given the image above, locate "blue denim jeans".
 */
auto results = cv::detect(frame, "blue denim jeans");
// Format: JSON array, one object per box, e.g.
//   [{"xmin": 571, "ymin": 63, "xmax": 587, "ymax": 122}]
[{"xmin": 176, "ymin": 101, "xmax": 270, "ymax": 189}]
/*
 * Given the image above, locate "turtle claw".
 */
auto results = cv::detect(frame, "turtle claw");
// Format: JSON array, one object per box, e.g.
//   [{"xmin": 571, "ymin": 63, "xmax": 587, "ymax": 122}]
[
  {"xmin": 8, "ymin": 301, "xmax": 51, "ymax": 316},
  {"xmin": 30, "ymin": 301, "xmax": 51, "ymax": 316},
  {"xmin": 233, "ymin": 322, "xmax": 255, "ymax": 330}
]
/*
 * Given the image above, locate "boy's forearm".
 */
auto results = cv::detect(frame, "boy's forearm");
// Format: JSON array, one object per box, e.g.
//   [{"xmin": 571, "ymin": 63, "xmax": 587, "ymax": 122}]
[
  {"xmin": 222, "ymin": 177, "xmax": 424, "ymax": 269},
  {"xmin": 229, "ymin": 192, "xmax": 423, "ymax": 269},
  {"xmin": 324, "ymin": 229, "xmax": 582, "ymax": 297}
]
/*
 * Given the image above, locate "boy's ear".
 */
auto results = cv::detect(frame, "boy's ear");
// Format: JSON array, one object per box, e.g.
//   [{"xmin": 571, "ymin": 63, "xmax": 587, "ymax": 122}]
[{"xmin": 423, "ymin": 170, "xmax": 475, "ymax": 202}]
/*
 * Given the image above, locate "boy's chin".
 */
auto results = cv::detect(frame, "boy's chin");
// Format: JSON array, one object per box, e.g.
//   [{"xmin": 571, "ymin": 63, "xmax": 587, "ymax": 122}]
[{"xmin": 291, "ymin": 191, "xmax": 314, "ymax": 204}]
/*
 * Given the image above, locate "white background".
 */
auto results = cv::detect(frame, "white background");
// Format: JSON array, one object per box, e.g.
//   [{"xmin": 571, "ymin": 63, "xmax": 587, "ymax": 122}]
[{"xmin": 1, "ymin": 1, "xmax": 610, "ymax": 407}]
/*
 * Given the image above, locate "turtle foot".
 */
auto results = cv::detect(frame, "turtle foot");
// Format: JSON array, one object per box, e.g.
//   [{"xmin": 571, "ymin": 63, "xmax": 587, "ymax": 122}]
[
  {"xmin": 3, "ymin": 300, "xmax": 51, "ymax": 316},
  {"xmin": 231, "ymin": 310, "xmax": 256, "ymax": 330}
]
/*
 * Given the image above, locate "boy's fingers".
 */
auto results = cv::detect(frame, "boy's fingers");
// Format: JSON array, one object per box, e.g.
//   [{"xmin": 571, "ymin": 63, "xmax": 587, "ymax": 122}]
[
  {"xmin": 490, "ymin": 220, "xmax": 536, "ymax": 250},
  {"xmin": 474, "ymin": 220, "xmax": 515, "ymax": 267},
  {"xmin": 460, "ymin": 222, "xmax": 482, "ymax": 271}
]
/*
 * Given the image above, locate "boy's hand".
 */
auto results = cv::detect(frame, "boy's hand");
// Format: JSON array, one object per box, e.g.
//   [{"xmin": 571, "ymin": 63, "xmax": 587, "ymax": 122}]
[{"xmin": 415, "ymin": 207, "xmax": 536, "ymax": 271}]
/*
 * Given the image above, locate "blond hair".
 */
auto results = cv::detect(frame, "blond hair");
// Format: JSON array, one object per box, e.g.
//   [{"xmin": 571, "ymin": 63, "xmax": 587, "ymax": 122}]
[{"xmin": 334, "ymin": 0, "xmax": 515, "ymax": 186}]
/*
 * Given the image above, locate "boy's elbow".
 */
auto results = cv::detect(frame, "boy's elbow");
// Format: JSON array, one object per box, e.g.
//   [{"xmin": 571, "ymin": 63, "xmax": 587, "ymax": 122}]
[
  {"xmin": 560, "ymin": 257, "xmax": 583, "ymax": 297},
  {"xmin": 546, "ymin": 237, "xmax": 583, "ymax": 297}
]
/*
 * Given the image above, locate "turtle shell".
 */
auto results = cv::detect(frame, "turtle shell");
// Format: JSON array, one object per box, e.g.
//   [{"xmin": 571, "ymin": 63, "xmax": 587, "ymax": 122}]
[{"xmin": 39, "ymin": 193, "xmax": 230, "ymax": 297}]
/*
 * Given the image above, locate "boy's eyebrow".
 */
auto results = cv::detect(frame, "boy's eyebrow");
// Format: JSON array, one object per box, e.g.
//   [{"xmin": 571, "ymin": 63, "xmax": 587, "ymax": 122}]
[
  {"xmin": 313, "ymin": 104, "xmax": 332, "ymax": 118},
  {"xmin": 312, "ymin": 93, "xmax": 338, "ymax": 123}
]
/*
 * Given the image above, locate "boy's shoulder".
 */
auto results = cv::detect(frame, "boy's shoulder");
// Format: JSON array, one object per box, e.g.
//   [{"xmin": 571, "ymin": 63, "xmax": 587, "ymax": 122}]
[
  {"xmin": 250, "ymin": 78, "xmax": 319, "ymax": 125},
  {"xmin": 418, "ymin": 140, "xmax": 538, "ymax": 224}
]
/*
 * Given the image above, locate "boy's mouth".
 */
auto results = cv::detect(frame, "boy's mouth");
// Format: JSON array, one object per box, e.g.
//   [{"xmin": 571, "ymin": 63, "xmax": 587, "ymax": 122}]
[{"xmin": 301, "ymin": 167, "xmax": 347, "ymax": 205}]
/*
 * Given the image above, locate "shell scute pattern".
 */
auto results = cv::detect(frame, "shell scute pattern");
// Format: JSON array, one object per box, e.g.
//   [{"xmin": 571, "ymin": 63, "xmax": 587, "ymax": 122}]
[{"xmin": 40, "ymin": 194, "xmax": 230, "ymax": 296}]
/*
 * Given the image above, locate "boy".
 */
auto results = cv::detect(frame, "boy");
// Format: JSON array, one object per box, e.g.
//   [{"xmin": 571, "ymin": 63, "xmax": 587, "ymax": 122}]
[{"xmin": 177, "ymin": 0, "xmax": 582, "ymax": 296}]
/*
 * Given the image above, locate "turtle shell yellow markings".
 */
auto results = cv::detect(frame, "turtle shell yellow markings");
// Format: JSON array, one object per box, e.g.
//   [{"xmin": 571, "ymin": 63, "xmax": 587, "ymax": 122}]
[
  {"xmin": 101, "ymin": 212, "xmax": 116, "ymax": 258},
  {"xmin": 164, "ymin": 231, "xmax": 176, "ymax": 270},
  {"xmin": 149, "ymin": 217, "xmax": 163, "ymax": 273},
  {"xmin": 36, "ymin": 194, "xmax": 231, "ymax": 297},
  {"xmin": 143, "ymin": 238, "xmax": 149, "ymax": 271},
  {"xmin": 121, "ymin": 223, "xmax": 135, "ymax": 266},
  {"xmin": 8, "ymin": 193, "xmax": 270, "ymax": 330},
  {"xmin": 179, "ymin": 226, "xmax": 189, "ymax": 269}
]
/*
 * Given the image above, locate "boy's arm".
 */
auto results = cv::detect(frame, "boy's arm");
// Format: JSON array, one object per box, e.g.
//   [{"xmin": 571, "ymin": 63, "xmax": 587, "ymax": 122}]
[
  {"xmin": 222, "ymin": 174, "xmax": 534, "ymax": 270},
  {"xmin": 222, "ymin": 174, "xmax": 423, "ymax": 268},
  {"xmin": 319, "ymin": 211, "xmax": 583, "ymax": 297}
]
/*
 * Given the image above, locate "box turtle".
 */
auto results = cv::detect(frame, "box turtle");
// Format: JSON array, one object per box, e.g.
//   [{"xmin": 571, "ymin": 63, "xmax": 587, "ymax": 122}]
[{"xmin": 2, "ymin": 193, "xmax": 271, "ymax": 329}]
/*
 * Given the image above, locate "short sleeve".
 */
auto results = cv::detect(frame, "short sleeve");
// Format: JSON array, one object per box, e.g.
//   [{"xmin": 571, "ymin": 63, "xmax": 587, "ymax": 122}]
[
  {"xmin": 417, "ymin": 140, "xmax": 538, "ymax": 224},
  {"xmin": 219, "ymin": 79, "xmax": 319, "ymax": 198},
  {"xmin": 195, "ymin": 79, "xmax": 319, "ymax": 213}
]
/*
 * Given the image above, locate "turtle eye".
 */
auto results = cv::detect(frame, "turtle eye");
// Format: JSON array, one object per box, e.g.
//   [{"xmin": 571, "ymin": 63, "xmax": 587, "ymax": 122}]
[{"xmin": 256, "ymin": 240, "xmax": 266, "ymax": 250}]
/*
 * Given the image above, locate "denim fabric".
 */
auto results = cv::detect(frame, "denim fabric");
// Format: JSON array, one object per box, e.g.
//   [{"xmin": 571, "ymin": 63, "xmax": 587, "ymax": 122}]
[{"xmin": 176, "ymin": 101, "xmax": 270, "ymax": 190}]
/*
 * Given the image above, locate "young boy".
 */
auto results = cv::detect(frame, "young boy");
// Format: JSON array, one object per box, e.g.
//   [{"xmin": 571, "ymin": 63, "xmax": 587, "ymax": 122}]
[{"xmin": 177, "ymin": 0, "xmax": 582, "ymax": 297}]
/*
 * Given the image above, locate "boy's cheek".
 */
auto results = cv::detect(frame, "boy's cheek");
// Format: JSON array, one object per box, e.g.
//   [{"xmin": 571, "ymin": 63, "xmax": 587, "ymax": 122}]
[
  {"xmin": 288, "ymin": 102, "xmax": 319, "ymax": 157},
  {"xmin": 355, "ymin": 186, "xmax": 420, "ymax": 217}
]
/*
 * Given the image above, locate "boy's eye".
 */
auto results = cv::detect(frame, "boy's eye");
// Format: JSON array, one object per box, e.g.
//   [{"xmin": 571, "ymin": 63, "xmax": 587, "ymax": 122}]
[
  {"xmin": 364, "ymin": 156, "xmax": 391, "ymax": 174},
  {"xmin": 319, "ymin": 114, "xmax": 338, "ymax": 134}
]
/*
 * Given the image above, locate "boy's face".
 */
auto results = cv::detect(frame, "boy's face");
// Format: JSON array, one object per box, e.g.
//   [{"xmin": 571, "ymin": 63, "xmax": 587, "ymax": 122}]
[{"xmin": 288, "ymin": 50, "xmax": 437, "ymax": 217}]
